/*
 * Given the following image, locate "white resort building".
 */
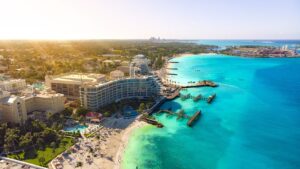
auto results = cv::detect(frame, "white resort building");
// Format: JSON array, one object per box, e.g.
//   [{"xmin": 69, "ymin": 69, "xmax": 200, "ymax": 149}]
[
  {"xmin": 80, "ymin": 76, "xmax": 162, "ymax": 111},
  {"xmin": 0, "ymin": 89, "xmax": 65, "ymax": 124},
  {"xmin": 0, "ymin": 90, "xmax": 27, "ymax": 124},
  {"xmin": 0, "ymin": 78, "xmax": 27, "ymax": 93},
  {"xmin": 45, "ymin": 73, "xmax": 106, "ymax": 100},
  {"xmin": 110, "ymin": 70, "xmax": 125, "ymax": 80},
  {"xmin": 130, "ymin": 54, "xmax": 150, "ymax": 75}
]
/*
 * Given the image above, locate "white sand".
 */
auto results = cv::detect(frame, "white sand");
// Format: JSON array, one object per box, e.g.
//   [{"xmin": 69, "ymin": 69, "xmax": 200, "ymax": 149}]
[
  {"xmin": 114, "ymin": 120, "xmax": 147, "ymax": 169},
  {"xmin": 52, "ymin": 117, "xmax": 147, "ymax": 169}
]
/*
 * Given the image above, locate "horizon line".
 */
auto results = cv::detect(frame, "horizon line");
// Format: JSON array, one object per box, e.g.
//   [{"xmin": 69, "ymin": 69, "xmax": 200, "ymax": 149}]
[{"xmin": 0, "ymin": 38, "xmax": 300, "ymax": 41}]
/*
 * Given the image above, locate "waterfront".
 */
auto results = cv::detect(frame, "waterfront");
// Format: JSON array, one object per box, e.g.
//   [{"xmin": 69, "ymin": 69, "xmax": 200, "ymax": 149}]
[{"xmin": 122, "ymin": 54, "xmax": 300, "ymax": 169}]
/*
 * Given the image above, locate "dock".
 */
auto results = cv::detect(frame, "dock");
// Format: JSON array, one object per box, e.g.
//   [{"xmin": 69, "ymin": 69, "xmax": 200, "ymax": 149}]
[
  {"xmin": 157, "ymin": 109, "xmax": 190, "ymax": 120},
  {"xmin": 207, "ymin": 94, "xmax": 216, "ymax": 104},
  {"xmin": 141, "ymin": 117, "xmax": 164, "ymax": 128},
  {"xmin": 193, "ymin": 94, "xmax": 202, "ymax": 102},
  {"xmin": 181, "ymin": 80, "xmax": 218, "ymax": 88},
  {"xmin": 167, "ymin": 73, "xmax": 178, "ymax": 75},
  {"xmin": 166, "ymin": 68, "xmax": 178, "ymax": 70},
  {"xmin": 187, "ymin": 111, "xmax": 201, "ymax": 127},
  {"xmin": 165, "ymin": 87, "xmax": 181, "ymax": 100},
  {"xmin": 168, "ymin": 61, "xmax": 179, "ymax": 63}
]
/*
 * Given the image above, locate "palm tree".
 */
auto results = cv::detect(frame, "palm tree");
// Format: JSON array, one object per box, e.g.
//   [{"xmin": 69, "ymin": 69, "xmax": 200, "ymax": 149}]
[{"xmin": 38, "ymin": 157, "xmax": 45, "ymax": 166}]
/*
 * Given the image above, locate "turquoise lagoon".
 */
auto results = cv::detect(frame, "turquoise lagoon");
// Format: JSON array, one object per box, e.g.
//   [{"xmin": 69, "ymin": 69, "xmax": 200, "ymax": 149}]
[{"xmin": 122, "ymin": 54, "xmax": 300, "ymax": 169}]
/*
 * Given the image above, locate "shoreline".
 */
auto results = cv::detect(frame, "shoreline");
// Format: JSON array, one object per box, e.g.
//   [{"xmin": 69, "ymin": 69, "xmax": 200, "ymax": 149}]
[
  {"xmin": 114, "ymin": 119, "xmax": 147, "ymax": 169},
  {"xmin": 172, "ymin": 52, "xmax": 217, "ymax": 58}
]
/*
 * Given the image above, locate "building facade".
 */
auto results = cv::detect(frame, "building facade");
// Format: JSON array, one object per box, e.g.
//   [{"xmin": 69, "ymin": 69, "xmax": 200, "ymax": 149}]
[
  {"xmin": 110, "ymin": 70, "xmax": 125, "ymax": 80},
  {"xmin": 0, "ymin": 91, "xmax": 27, "ymax": 124},
  {"xmin": 80, "ymin": 76, "xmax": 162, "ymax": 111},
  {"xmin": 0, "ymin": 79, "xmax": 27, "ymax": 93},
  {"xmin": 0, "ymin": 91, "xmax": 65, "ymax": 124},
  {"xmin": 130, "ymin": 54, "xmax": 150, "ymax": 76},
  {"xmin": 23, "ymin": 93, "xmax": 65, "ymax": 114}
]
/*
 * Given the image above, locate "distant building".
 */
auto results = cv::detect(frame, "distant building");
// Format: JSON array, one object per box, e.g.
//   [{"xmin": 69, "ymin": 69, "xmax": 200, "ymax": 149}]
[
  {"xmin": 45, "ymin": 73, "xmax": 106, "ymax": 100},
  {"xmin": 110, "ymin": 70, "xmax": 125, "ymax": 80},
  {"xmin": 0, "ymin": 78, "xmax": 27, "ymax": 93},
  {"xmin": 121, "ymin": 61, "xmax": 130, "ymax": 66},
  {"xmin": 102, "ymin": 54, "xmax": 122, "ymax": 57},
  {"xmin": 102, "ymin": 60, "xmax": 115, "ymax": 65},
  {"xmin": 80, "ymin": 76, "xmax": 162, "ymax": 111},
  {"xmin": 0, "ymin": 66, "xmax": 7, "ymax": 73},
  {"xmin": 117, "ymin": 66, "xmax": 130, "ymax": 74},
  {"xmin": 130, "ymin": 54, "xmax": 150, "ymax": 75}
]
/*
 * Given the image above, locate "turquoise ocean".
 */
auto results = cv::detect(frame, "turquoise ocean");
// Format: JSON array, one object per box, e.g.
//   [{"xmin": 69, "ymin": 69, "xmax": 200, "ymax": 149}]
[{"xmin": 122, "ymin": 41, "xmax": 300, "ymax": 169}]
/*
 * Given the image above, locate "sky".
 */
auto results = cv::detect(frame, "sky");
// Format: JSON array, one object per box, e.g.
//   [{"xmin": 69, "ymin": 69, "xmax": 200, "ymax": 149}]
[{"xmin": 0, "ymin": 0, "xmax": 299, "ymax": 40}]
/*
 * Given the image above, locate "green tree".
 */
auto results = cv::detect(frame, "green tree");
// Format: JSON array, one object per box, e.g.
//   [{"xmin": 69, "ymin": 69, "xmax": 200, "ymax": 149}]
[
  {"xmin": 103, "ymin": 111, "xmax": 111, "ymax": 117},
  {"xmin": 138, "ymin": 103, "xmax": 146, "ymax": 113},
  {"xmin": 19, "ymin": 132, "xmax": 32, "ymax": 148},
  {"xmin": 76, "ymin": 107, "xmax": 89, "ymax": 117},
  {"xmin": 38, "ymin": 157, "xmax": 45, "ymax": 166},
  {"xmin": 4, "ymin": 128, "xmax": 20, "ymax": 152},
  {"xmin": 62, "ymin": 107, "xmax": 73, "ymax": 116}
]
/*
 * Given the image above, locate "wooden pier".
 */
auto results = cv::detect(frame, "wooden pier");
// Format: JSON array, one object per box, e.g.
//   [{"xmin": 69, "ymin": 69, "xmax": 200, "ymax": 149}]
[
  {"xmin": 167, "ymin": 73, "xmax": 178, "ymax": 76},
  {"xmin": 179, "ymin": 93, "xmax": 216, "ymax": 103},
  {"xmin": 141, "ymin": 117, "xmax": 164, "ymax": 128},
  {"xmin": 157, "ymin": 109, "xmax": 190, "ymax": 120},
  {"xmin": 166, "ymin": 68, "xmax": 178, "ymax": 70},
  {"xmin": 168, "ymin": 61, "xmax": 179, "ymax": 63},
  {"xmin": 207, "ymin": 94, "xmax": 216, "ymax": 104},
  {"xmin": 193, "ymin": 94, "xmax": 202, "ymax": 102},
  {"xmin": 187, "ymin": 111, "xmax": 201, "ymax": 127},
  {"xmin": 165, "ymin": 87, "xmax": 181, "ymax": 100},
  {"xmin": 181, "ymin": 80, "xmax": 218, "ymax": 88}
]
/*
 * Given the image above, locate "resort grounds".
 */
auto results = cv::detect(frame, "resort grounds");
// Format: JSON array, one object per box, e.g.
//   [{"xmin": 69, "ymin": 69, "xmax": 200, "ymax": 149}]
[{"xmin": 49, "ymin": 116, "xmax": 147, "ymax": 169}]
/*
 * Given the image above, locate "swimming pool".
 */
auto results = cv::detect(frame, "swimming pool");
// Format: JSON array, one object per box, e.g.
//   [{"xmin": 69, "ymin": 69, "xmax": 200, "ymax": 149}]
[{"xmin": 63, "ymin": 124, "xmax": 88, "ymax": 132}]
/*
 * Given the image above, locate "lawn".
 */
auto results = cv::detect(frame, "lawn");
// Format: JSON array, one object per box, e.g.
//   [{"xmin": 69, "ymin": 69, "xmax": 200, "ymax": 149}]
[{"xmin": 9, "ymin": 137, "xmax": 75, "ymax": 167}]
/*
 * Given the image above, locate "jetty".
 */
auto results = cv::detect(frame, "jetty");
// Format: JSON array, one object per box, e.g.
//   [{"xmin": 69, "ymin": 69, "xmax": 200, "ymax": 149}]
[
  {"xmin": 180, "ymin": 93, "xmax": 191, "ymax": 100},
  {"xmin": 157, "ymin": 109, "xmax": 190, "ymax": 120},
  {"xmin": 165, "ymin": 87, "xmax": 181, "ymax": 100},
  {"xmin": 168, "ymin": 61, "xmax": 179, "ymax": 63},
  {"xmin": 167, "ymin": 73, "xmax": 178, "ymax": 76},
  {"xmin": 166, "ymin": 67, "xmax": 178, "ymax": 70},
  {"xmin": 193, "ymin": 94, "xmax": 202, "ymax": 102},
  {"xmin": 187, "ymin": 111, "xmax": 201, "ymax": 127},
  {"xmin": 207, "ymin": 94, "xmax": 216, "ymax": 104},
  {"xmin": 181, "ymin": 80, "xmax": 218, "ymax": 88},
  {"xmin": 157, "ymin": 109, "xmax": 202, "ymax": 127},
  {"xmin": 141, "ymin": 117, "xmax": 164, "ymax": 128}
]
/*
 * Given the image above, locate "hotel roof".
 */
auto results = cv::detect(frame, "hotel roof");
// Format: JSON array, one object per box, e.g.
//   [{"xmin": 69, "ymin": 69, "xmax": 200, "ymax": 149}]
[{"xmin": 47, "ymin": 73, "xmax": 106, "ymax": 85}]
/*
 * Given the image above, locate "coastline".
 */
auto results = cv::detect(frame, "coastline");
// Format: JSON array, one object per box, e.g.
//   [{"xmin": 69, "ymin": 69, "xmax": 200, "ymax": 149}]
[
  {"xmin": 114, "ymin": 120, "xmax": 147, "ymax": 169},
  {"xmin": 172, "ymin": 52, "xmax": 217, "ymax": 58}
]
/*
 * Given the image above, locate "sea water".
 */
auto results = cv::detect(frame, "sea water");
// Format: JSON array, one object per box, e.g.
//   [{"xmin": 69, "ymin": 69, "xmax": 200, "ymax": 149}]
[{"xmin": 122, "ymin": 54, "xmax": 300, "ymax": 169}]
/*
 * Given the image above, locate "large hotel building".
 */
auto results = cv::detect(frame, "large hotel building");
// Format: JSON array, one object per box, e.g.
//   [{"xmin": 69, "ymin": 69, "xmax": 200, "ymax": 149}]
[
  {"xmin": 80, "ymin": 76, "xmax": 162, "ymax": 111},
  {"xmin": 45, "ymin": 73, "xmax": 106, "ymax": 100},
  {"xmin": 0, "ymin": 90, "xmax": 65, "ymax": 124}
]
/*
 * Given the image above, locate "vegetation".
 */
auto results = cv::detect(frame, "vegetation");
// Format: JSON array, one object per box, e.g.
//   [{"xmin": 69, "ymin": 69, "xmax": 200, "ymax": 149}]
[
  {"xmin": 137, "ymin": 103, "xmax": 146, "ymax": 113},
  {"xmin": 103, "ymin": 111, "xmax": 111, "ymax": 117},
  {"xmin": 0, "ymin": 112, "xmax": 78, "ymax": 166},
  {"xmin": 8, "ymin": 137, "xmax": 74, "ymax": 167},
  {"xmin": 0, "ymin": 40, "xmax": 215, "ymax": 83}
]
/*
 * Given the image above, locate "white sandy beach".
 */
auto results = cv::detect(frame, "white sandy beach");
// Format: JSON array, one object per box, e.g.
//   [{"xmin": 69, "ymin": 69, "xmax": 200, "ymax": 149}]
[
  {"xmin": 50, "ymin": 117, "xmax": 147, "ymax": 169},
  {"xmin": 114, "ymin": 120, "xmax": 147, "ymax": 169}
]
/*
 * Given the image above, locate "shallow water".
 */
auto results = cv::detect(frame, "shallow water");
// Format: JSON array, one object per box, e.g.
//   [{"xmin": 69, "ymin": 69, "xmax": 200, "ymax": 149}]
[{"xmin": 122, "ymin": 54, "xmax": 300, "ymax": 169}]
